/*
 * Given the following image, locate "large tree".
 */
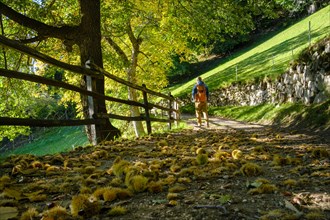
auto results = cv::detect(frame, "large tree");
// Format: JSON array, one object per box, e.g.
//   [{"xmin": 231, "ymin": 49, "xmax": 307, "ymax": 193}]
[{"xmin": 0, "ymin": 0, "xmax": 120, "ymax": 144}]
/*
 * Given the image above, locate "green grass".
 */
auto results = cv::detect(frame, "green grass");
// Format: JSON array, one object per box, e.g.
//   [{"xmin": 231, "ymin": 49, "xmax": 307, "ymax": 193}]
[
  {"xmin": 170, "ymin": 5, "xmax": 330, "ymax": 98},
  {"xmin": 208, "ymin": 100, "xmax": 330, "ymax": 130},
  {"xmin": 1, "ymin": 126, "xmax": 88, "ymax": 158},
  {"xmin": 1, "ymin": 120, "xmax": 187, "ymax": 159}
]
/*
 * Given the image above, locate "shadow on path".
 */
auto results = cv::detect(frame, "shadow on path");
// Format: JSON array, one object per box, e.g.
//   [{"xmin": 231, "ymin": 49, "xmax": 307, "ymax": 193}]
[
  {"xmin": 181, "ymin": 114, "xmax": 266, "ymax": 132},
  {"xmin": 180, "ymin": 114, "xmax": 330, "ymax": 144}
]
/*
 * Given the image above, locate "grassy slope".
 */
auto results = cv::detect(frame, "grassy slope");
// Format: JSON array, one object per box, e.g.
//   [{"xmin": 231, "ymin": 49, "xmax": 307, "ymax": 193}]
[
  {"xmin": 171, "ymin": 6, "xmax": 330, "ymax": 98},
  {"xmin": 209, "ymin": 100, "xmax": 330, "ymax": 131},
  {"xmin": 1, "ymin": 121, "xmax": 189, "ymax": 158},
  {"xmin": 1, "ymin": 126, "xmax": 88, "ymax": 158}
]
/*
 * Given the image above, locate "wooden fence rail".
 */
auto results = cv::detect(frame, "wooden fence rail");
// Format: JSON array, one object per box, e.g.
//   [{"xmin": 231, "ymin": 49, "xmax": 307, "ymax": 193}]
[{"xmin": 0, "ymin": 35, "xmax": 180, "ymax": 139}]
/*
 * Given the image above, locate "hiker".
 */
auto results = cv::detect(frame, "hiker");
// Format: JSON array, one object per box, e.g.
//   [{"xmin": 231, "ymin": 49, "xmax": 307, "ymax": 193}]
[{"xmin": 192, "ymin": 77, "xmax": 209, "ymax": 127}]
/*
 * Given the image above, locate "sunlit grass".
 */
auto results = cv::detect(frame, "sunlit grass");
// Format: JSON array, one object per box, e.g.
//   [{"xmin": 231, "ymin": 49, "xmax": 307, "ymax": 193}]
[
  {"xmin": 1, "ymin": 126, "xmax": 88, "ymax": 158},
  {"xmin": 1, "ymin": 117, "xmax": 189, "ymax": 159},
  {"xmin": 209, "ymin": 100, "xmax": 330, "ymax": 129}
]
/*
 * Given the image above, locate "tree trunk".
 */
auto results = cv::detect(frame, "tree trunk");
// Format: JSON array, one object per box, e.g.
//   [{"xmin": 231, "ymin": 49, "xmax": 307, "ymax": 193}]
[
  {"xmin": 79, "ymin": 0, "xmax": 120, "ymax": 144},
  {"xmin": 127, "ymin": 69, "xmax": 146, "ymax": 137},
  {"xmin": 126, "ymin": 32, "xmax": 145, "ymax": 137}
]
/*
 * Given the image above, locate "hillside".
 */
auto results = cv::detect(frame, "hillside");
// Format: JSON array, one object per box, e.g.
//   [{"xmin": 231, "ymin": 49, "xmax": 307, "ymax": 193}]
[
  {"xmin": 170, "ymin": 5, "xmax": 330, "ymax": 98},
  {"xmin": 0, "ymin": 127, "xmax": 88, "ymax": 159},
  {"xmin": 176, "ymin": 6, "xmax": 330, "ymax": 133}
]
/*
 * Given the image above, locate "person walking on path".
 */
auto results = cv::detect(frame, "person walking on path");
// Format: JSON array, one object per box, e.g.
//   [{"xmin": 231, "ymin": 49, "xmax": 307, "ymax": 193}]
[{"xmin": 192, "ymin": 77, "xmax": 209, "ymax": 127}]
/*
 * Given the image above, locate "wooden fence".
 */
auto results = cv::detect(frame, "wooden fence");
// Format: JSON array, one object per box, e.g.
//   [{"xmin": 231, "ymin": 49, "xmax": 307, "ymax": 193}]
[{"xmin": 0, "ymin": 35, "xmax": 180, "ymax": 141}]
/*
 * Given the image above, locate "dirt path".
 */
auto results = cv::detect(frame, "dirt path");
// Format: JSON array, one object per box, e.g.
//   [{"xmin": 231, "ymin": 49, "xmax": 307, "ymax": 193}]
[
  {"xmin": 182, "ymin": 114, "xmax": 330, "ymax": 144},
  {"xmin": 183, "ymin": 114, "xmax": 266, "ymax": 131}
]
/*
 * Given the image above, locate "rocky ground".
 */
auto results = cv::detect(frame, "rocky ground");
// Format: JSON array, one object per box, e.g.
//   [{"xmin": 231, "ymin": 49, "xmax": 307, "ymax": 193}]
[{"xmin": 0, "ymin": 116, "xmax": 329, "ymax": 220}]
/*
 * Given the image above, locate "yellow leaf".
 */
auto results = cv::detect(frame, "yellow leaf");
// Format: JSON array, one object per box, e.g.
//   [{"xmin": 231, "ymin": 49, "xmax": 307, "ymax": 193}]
[
  {"xmin": 23, "ymin": 190, "xmax": 44, "ymax": 198},
  {"xmin": 3, "ymin": 188, "xmax": 22, "ymax": 201},
  {"xmin": 0, "ymin": 207, "xmax": 18, "ymax": 220}
]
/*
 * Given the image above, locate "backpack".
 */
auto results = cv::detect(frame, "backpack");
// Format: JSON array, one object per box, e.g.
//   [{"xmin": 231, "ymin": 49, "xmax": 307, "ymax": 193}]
[{"xmin": 195, "ymin": 84, "xmax": 207, "ymax": 102}]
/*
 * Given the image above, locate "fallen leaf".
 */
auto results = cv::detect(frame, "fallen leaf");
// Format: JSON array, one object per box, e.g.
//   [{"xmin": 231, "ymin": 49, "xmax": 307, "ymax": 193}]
[
  {"xmin": 246, "ymin": 180, "xmax": 262, "ymax": 189},
  {"xmin": 284, "ymin": 199, "xmax": 303, "ymax": 216},
  {"xmin": 0, "ymin": 207, "xmax": 18, "ymax": 220},
  {"xmin": 3, "ymin": 188, "xmax": 23, "ymax": 201},
  {"xmin": 151, "ymin": 199, "xmax": 167, "ymax": 204},
  {"xmin": 23, "ymin": 189, "xmax": 44, "ymax": 197},
  {"xmin": 219, "ymin": 194, "xmax": 231, "ymax": 205}
]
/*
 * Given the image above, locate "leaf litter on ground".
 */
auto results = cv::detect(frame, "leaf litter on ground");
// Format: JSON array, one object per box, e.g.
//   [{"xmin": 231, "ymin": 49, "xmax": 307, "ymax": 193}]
[{"xmin": 0, "ymin": 119, "xmax": 329, "ymax": 220}]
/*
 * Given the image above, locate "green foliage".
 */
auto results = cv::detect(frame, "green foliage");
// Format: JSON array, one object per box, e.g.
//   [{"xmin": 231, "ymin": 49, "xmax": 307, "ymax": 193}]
[
  {"xmin": 101, "ymin": 0, "xmax": 170, "ymax": 91},
  {"xmin": 275, "ymin": 0, "xmax": 329, "ymax": 17},
  {"xmin": 180, "ymin": 103, "xmax": 195, "ymax": 114},
  {"xmin": 275, "ymin": 0, "xmax": 312, "ymax": 15},
  {"xmin": 101, "ymin": 0, "xmax": 281, "ymax": 91},
  {"xmin": 0, "ymin": 0, "xmax": 82, "ymax": 141},
  {"xmin": 0, "ymin": 126, "xmax": 30, "ymax": 143},
  {"xmin": 0, "ymin": 78, "xmax": 35, "ymax": 141},
  {"xmin": 164, "ymin": 0, "xmax": 282, "ymax": 81},
  {"xmin": 0, "ymin": 75, "xmax": 77, "ymax": 141}
]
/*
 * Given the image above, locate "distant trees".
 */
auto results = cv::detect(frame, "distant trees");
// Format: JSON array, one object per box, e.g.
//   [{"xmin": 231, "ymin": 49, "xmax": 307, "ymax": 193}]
[{"xmin": 275, "ymin": 0, "xmax": 327, "ymax": 16}]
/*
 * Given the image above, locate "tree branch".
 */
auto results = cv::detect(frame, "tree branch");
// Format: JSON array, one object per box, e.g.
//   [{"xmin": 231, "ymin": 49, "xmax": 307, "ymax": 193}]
[
  {"xmin": 126, "ymin": 21, "xmax": 141, "ymax": 49},
  {"xmin": 104, "ymin": 36, "xmax": 129, "ymax": 66},
  {"xmin": 18, "ymin": 35, "xmax": 47, "ymax": 44},
  {"xmin": 0, "ymin": 2, "xmax": 79, "ymax": 43},
  {"xmin": 139, "ymin": 51, "xmax": 157, "ymax": 65},
  {"xmin": 0, "ymin": 12, "xmax": 7, "ymax": 69}
]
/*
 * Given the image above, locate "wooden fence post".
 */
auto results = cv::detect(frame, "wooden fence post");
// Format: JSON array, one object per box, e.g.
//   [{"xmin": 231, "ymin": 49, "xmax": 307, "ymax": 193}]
[
  {"xmin": 308, "ymin": 21, "xmax": 311, "ymax": 47},
  {"xmin": 173, "ymin": 100, "xmax": 178, "ymax": 127},
  {"xmin": 168, "ymin": 92, "xmax": 173, "ymax": 130},
  {"xmin": 86, "ymin": 75, "xmax": 97, "ymax": 145},
  {"xmin": 142, "ymin": 84, "xmax": 152, "ymax": 134}
]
